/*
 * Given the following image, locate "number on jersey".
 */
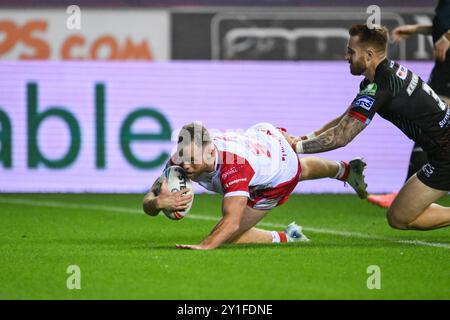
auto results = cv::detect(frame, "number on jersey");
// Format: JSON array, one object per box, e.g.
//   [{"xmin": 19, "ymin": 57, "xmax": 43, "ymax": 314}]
[{"xmin": 422, "ymin": 83, "xmax": 447, "ymax": 111}]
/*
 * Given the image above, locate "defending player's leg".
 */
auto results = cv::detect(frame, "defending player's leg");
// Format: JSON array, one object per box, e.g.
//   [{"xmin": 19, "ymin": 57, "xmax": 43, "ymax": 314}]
[
  {"xmin": 406, "ymin": 142, "xmax": 428, "ymax": 182},
  {"xmin": 387, "ymin": 174, "xmax": 450, "ymax": 230},
  {"xmin": 299, "ymin": 156, "xmax": 368, "ymax": 198}
]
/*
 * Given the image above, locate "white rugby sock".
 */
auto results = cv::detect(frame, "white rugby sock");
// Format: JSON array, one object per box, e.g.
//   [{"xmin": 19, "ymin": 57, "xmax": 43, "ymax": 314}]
[
  {"xmin": 271, "ymin": 231, "xmax": 288, "ymax": 243},
  {"xmin": 271, "ymin": 231, "xmax": 280, "ymax": 243},
  {"xmin": 334, "ymin": 161, "xmax": 346, "ymax": 179},
  {"xmin": 295, "ymin": 141, "xmax": 304, "ymax": 153}
]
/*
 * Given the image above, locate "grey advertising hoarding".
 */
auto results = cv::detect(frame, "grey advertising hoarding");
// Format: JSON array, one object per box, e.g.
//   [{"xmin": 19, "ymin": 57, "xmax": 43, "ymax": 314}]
[{"xmin": 172, "ymin": 8, "xmax": 436, "ymax": 60}]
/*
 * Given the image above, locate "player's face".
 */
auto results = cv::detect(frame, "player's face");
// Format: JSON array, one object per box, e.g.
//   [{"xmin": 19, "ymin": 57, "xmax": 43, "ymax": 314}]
[
  {"xmin": 345, "ymin": 36, "xmax": 367, "ymax": 75},
  {"xmin": 178, "ymin": 143, "xmax": 214, "ymax": 180}
]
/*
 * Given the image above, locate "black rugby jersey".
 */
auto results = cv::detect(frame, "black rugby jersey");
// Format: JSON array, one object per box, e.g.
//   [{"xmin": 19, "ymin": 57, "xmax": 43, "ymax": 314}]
[{"xmin": 349, "ymin": 59, "xmax": 450, "ymax": 157}]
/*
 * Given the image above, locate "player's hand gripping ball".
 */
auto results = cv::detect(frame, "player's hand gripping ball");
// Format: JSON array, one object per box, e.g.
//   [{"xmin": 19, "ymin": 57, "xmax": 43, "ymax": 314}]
[{"xmin": 157, "ymin": 166, "xmax": 194, "ymax": 220}]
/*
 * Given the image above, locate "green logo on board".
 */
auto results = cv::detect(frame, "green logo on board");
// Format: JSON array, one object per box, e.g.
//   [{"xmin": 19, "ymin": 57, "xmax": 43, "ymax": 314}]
[{"xmin": 0, "ymin": 82, "xmax": 172, "ymax": 170}]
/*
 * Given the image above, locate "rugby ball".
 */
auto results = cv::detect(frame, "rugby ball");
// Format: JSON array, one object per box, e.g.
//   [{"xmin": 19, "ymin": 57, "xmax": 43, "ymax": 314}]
[{"xmin": 159, "ymin": 166, "xmax": 194, "ymax": 220}]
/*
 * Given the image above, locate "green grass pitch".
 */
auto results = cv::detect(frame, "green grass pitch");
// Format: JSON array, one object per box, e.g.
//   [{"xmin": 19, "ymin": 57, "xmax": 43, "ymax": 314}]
[{"xmin": 0, "ymin": 193, "xmax": 449, "ymax": 300}]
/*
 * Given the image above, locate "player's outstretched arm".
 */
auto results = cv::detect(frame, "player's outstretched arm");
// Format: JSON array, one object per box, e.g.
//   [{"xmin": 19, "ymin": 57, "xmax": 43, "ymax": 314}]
[
  {"xmin": 434, "ymin": 30, "xmax": 450, "ymax": 62},
  {"xmin": 295, "ymin": 114, "xmax": 367, "ymax": 154},
  {"xmin": 143, "ymin": 179, "xmax": 192, "ymax": 216},
  {"xmin": 279, "ymin": 107, "xmax": 350, "ymax": 144},
  {"xmin": 176, "ymin": 196, "xmax": 247, "ymax": 250},
  {"xmin": 391, "ymin": 24, "xmax": 432, "ymax": 43},
  {"xmin": 310, "ymin": 106, "xmax": 351, "ymax": 138},
  {"xmin": 142, "ymin": 178, "xmax": 163, "ymax": 216}
]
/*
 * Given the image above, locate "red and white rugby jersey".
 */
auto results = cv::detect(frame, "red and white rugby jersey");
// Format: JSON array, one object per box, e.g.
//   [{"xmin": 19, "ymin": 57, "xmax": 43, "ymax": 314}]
[{"xmin": 194, "ymin": 123, "xmax": 300, "ymax": 198}]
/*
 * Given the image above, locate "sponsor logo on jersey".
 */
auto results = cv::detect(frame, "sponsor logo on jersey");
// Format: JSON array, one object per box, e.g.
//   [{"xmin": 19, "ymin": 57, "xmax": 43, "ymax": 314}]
[
  {"xmin": 221, "ymin": 167, "xmax": 238, "ymax": 179},
  {"xmin": 353, "ymin": 95, "xmax": 375, "ymax": 111},
  {"xmin": 396, "ymin": 65, "xmax": 408, "ymax": 80},
  {"xmin": 224, "ymin": 177, "xmax": 247, "ymax": 188},
  {"xmin": 407, "ymin": 74, "xmax": 419, "ymax": 96},
  {"xmin": 389, "ymin": 60, "xmax": 395, "ymax": 68},
  {"xmin": 359, "ymin": 83, "xmax": 378, "ymax": 96}
]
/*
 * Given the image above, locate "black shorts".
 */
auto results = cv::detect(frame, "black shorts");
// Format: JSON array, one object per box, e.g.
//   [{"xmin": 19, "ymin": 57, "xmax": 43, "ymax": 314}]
[{"xmin": 417, "ymin": 155, "xmax": 450, "ymax": 191}]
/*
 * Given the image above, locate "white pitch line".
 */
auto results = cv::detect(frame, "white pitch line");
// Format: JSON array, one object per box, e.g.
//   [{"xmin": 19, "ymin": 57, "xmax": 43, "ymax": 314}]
[
  {"xmin": 1, "ymin": 197, "xmax": 449, "ymax": 250},
  {"xmin": 193, "ymin": 216, "xmax": 450, "ymax": 249}
]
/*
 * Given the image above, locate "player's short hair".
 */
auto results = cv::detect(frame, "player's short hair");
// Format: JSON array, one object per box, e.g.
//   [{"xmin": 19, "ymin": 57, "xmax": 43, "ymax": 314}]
[
  {"xmin": 349, "ymin": 24, "xmax": 389, "ymax": 52},
  {"xmin": 177, "ymin": 122, "xmax": 211, "ymax": 150}
]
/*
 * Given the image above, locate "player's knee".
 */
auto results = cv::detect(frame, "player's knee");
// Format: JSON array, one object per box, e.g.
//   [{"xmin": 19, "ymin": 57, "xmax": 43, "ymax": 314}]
[{"xmin": 386, "ymin": 209, "xmax": 409, "ymax": 230}]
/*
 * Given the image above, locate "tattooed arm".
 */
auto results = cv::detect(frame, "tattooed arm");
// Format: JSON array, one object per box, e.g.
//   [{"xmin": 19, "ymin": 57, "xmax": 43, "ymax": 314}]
[
  {"xmin": 280, "ymin": 107, "xmax": 352, "ymax": 144},
  {"xmin": 312, "ymin": 106, "xmax": 352, "ymax": 137},
  {"xmin": 296, "ymin": 114, "xmax": 367, "ymax": 154}
]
